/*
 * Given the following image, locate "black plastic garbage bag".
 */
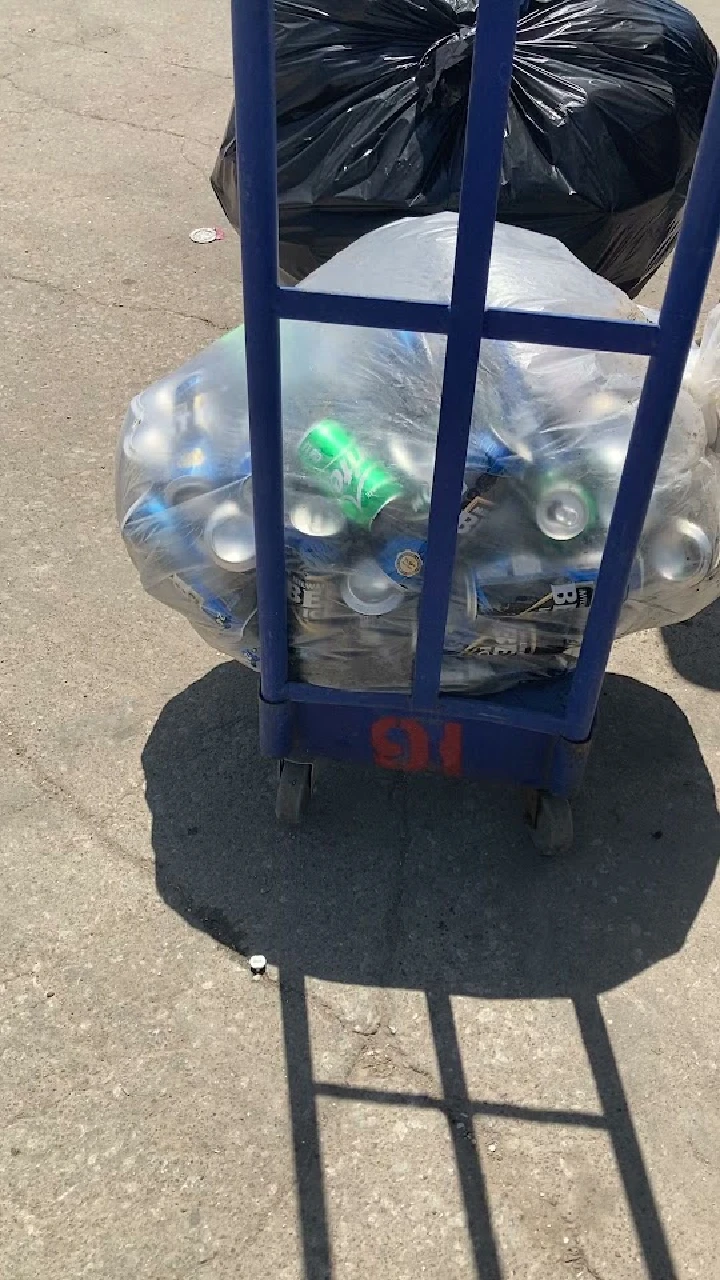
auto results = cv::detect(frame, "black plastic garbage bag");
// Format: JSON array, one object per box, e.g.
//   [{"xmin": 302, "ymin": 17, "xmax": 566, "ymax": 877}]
[{"xmin": 211, "ymin": 0, "xmax": 717, "ymax": 294}]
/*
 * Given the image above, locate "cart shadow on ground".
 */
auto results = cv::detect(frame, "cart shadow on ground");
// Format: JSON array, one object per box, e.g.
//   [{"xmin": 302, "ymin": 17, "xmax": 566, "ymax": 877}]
[
  {"xmin": 662, "ymin": 598, "xmax": 720, "ymax": 690},
  {"xmin": 143, "ymin": 662, "xmax": 720, "ymax": 1280}
]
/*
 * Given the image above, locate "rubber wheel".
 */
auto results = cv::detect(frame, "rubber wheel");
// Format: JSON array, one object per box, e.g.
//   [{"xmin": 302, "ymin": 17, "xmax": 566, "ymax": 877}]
[
  {"xmin": 275, "ymin": 760, "xmax": 312, "ymax": 825},
  {"xmin": 526, "ymin": 791, "xmax": 573, "ymax": 856}
]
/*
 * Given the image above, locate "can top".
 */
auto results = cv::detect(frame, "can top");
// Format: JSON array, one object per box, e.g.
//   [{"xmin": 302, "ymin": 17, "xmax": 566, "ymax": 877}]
[
  {"xmin": 166, "ymin": 476, "xmax": 216, "ymax": 506},
  {"xmin": 342, "ymin": 558, "xmax": 406, "ymax": 616},
  {"xmin": 288, "ymin": 494, "xmax": 346, "ymax": 540},
  {"xmin": 205, "ymin": 500, "xmax": 256, "ymax": 572},
  {"xmin": 123, "ymin": 416, "xmax": 176, "ymax": 475},
  {"xmin": 649, "ymin": 518, "xmax": 712, "ymax": 584},
  {"xmin": 535, "ymin": 482, "xmax": 593, "ymax": 542}
]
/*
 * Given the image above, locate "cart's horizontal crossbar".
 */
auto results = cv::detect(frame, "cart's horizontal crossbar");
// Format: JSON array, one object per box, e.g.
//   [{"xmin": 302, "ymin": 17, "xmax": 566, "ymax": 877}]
[
  {"xmin": 260, "ymin": 690, "xmax": 589, "ymax": 793},
  {"xmin": 315, "ymin": 1080, "xmax": 607, "ymax": 1129},
  {"xmin": 286, "ymin": 681, "xmax": 567, "ymax": 736},
  {"xmin": 277, "ymin": 285, "xmax": 660, "ymax": 357}
]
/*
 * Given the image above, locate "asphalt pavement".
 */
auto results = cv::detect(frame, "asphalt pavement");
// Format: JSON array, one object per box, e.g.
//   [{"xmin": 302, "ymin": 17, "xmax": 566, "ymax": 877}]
[{"xmin": 1, "ymin": 1, "xmax": 719, "ymax": 1276}]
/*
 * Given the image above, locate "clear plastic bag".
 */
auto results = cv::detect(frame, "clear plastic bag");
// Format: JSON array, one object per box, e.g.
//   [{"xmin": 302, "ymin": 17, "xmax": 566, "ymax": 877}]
[
  {"xmin": 684, "ymin": 304, "xmax": 720, "ymax": 449},
  {"xmin": 116, "ymin": 215, "xmax": 720, "ymax": 697}
]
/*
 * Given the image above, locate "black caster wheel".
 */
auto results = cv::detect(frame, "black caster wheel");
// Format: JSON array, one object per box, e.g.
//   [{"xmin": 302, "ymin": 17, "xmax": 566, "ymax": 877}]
[
  {"xmin": 524, "ymin": 789, "xmax": 573, "ymax": 856},
  {"xmin": 276, "ymin": 760, "xmax": 312, "ymax": 825}
]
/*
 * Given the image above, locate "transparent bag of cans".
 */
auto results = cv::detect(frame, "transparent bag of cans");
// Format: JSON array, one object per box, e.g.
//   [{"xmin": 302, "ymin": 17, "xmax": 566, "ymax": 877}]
[{"xmin": 116, "ymin": 213, "xmax": 720, "ymax": 698}]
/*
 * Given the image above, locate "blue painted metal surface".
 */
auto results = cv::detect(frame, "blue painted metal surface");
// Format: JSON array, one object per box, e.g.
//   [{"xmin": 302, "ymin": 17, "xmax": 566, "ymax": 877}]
[
  {"xmin": 285, "ymin": 698, "xmax": 589, "ymax": 795},
  {"xmin": 411, "ymin": 0, "xmax": 521, "ymax": 708},
  {"xmin": 277, "ymin": 290, "xmax": 661, "ymax": 358},
  {"xmin": 231, "ymin": 0, "xmax": 287, "ymax": 704},
  {"xmin": 231, "ymin": 0, "xmax": 720, "ymax": 797}
]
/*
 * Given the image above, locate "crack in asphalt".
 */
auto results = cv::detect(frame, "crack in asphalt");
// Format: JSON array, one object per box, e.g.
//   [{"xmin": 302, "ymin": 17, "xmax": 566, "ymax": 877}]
[
  {"xmin": 4, "ymin": 73, "xmax": 215, "ymax": 148},
  {"xmin": 12, "ymin": 28, "xmax": 233, "ymax": 81},
  {"xmin": 3, "ymin": 271, "xmax": 227, "ymax": 332}
]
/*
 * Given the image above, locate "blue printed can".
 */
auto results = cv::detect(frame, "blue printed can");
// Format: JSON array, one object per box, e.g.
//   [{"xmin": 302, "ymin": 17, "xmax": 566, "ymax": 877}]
[
  {"xmin": 165, "ymin": 572, "xmax": 237, "ymax": 629},
  {"xmin": 122, "ymin": 489, "xmax": 239, "ymax": 629},
  {"xmin": 461, "ymin": 620, "xmax": 567, "ymax": 659},
  {"xmin": 565, "ymin": 549, "xmax": 644, "ymax": 596},
  {"xmin": 376, "ymin": 533, "xmax": 427, "ymax": 589},
  {"xmin": 286, "ymin": 530, "xmax": 346, "ymax": 571},
  {"xmin": 470, "ymin": 554, "xmax": 597, "ymax": 617},
  {"xmin": 465, "ymin": 428, "xmax": 530, "ymax": 479},
  {"xmin": 457, "ymin": 475, "xmax": 497, "ymax": 539},
  {"xmin": 468, "ymin": 549, "xmax": 643, "ymax": 619},
  {"xmin": 123, "ymin": 489, "xmax": 185, "ymax": 549}
]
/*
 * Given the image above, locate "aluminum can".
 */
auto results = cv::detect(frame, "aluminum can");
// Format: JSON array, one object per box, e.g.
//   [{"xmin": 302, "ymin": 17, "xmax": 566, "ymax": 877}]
[
  {"xmin": 465, "ymin": 427, "xmax": 529, "ymax": 479},
  {"xmin": 461, "ymin": 619, "xmax": 567, "ymax": 659},
  {"xmin": 374, "ymin": 532, "xmax": 427, "ymax": 589},
  {"xmin": 121, "ymin": 406, "xmax": 177, "ymax": 480},
  {"xmin": 297, "ymin": 419, "xmax": 403, "ymax": 527},
  {"xmin": 288, "ymin": 565, "xmax": 343, "ymax": 634},
  {"xmin": 440, "ymin": 656, "xmax": 495, "ymax": 692},
  {"xmin": 645, "ymin": 517, "xmax": 713, "ymax": 587},
  {"xmin": 174, "ymin": 372, "xmax": 215, "ymax": 434},
  {"xmin": 165, "ymin": 433, "xmax": 239, "ymax": 506},
  {"xmin": 204, "ymin": 499, "xmax": 256, "ymax": 573},
  {"xmin": 341, "ymin": 557, "xmax": 407, "ymax": 617},
  {"xmin": 532, "ymin": 473, "xmax": 596, "ymax": 542},
  {"xmin": 470, "ymin": 554, "xmax": 597, "ymax": 617},
  {"xmin": 457, "ymin": 473, "xmax": 499, "ymax": 539},
  {"xmin": 122, "ymin": 490, "xmax": 238, "ymax": 628},
  {"xmin": 285, "ymin": 494, "xmax": 348, "ymax": 570}
]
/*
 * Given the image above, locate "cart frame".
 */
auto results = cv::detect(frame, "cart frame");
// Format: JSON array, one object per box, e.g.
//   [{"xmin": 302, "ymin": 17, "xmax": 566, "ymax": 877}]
[{"xmin": 230, "ymin": 0, "xmax": 720, "ymax": 845}]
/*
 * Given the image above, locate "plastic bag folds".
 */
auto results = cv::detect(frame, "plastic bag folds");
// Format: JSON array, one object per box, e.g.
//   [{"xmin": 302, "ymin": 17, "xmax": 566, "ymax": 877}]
[{"xmin": 211, "ymin": 0, "xmax": 716, "ymax": 294}]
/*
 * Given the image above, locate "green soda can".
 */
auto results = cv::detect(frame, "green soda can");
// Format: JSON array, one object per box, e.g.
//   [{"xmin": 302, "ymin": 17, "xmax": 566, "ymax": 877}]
[{"xmin": 297, "ymin": 419, "xmax": 403, "ymax": 528}]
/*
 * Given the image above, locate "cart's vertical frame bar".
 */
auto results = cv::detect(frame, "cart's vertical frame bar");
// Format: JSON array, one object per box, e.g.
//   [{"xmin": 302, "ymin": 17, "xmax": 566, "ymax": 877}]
[
  {"xmin": 412, "ymin": 0, "xmax": 521, "ymax": 708},
  {"xmin": 565, "ymin": 70, "xmax": 720, "ymax": 743},
  {"xmin": 231, "ymin": 0, "xmax": 288, "ymax": 704}
]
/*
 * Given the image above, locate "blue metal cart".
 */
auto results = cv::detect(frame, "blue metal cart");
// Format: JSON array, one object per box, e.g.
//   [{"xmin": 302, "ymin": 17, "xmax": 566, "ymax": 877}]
[{"xmin": 230, "ymin": 0, "xmax": 720, "ymax": 851}]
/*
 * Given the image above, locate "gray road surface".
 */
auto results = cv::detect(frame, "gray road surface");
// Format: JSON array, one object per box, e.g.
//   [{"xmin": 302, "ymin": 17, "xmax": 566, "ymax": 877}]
[{"xmin": 1, "ymin": 1, "xmax": 719, "ymax": 1276}]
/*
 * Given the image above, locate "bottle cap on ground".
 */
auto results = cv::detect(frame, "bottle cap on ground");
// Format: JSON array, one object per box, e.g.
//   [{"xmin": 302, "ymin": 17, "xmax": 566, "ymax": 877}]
[{"xmin": 190, "ymin": 227, "xmax": 222, "ymax": 243}]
